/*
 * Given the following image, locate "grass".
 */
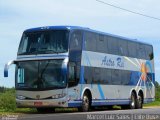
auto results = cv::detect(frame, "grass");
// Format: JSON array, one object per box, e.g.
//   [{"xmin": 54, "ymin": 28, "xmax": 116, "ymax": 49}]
[
  {"xmin": 144, "ymin": 100, "xmax": 160, "ymax": 107},
  {"xmin": 0, "ymin": 108, "xmax": 36, "ymax": 115},
  {"xmin": 0, "ymin": 100, "xmax": 160, "ymax": 115}
]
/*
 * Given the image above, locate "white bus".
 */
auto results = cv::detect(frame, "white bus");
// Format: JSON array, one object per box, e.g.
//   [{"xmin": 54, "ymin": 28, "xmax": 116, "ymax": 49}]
[{"xmin": 4, "ymin": 26, "xmax": 155, "ymax": 112}]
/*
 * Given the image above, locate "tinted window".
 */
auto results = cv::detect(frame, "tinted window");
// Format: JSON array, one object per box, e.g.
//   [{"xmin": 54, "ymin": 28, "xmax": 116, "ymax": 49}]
[
  {"xmin": 68, "ymin": 62, "xmax": 79, "ymax": 87},
  {"xmin": 119, "ymin": 39, "xmax": 128, "ymax": 56},
  {"xmin": 128, "ymin": 42, "xmax": 137, "ymax": 58},
  {"xmin": 137, "ymin": 43, "xmax": 146, "ymax": 59},
  {"xmin": 15, "ymin": 60, "xmax": 66, "ymax": 90},
  {"xmin": 145, "ymin": 45, "xmax": 153, "ymax": 60},
  {"xmin": 69, "ymin": 30, "xmax": 82, "ymax": 62},
  {"xmin": 111, "ymin": 69, "xmax": 121, "ymax": 85},
  {"xmin": 70, "ymin": 31, "xmax": 82, "ymax": 50},
  {"xmin": 93, "ymin": 68, "xmax": 101, "ymax": 84},
  {"xmin": 101, "ymin": 68, "xmax": 112, "ymax": 84},
  {"xmin": 18, "ymin": 30, "xmax": 69, "ymax": 55},
  {"xmin": 97, "ymin": 35, "xmax": 108, "ymax": 53},
  {"xmin": 108, "ymin": 37, "xmax": 119, "ymax": 55},
  {"xmin": 121, "ymin": 70, "xmax": 130, "ymax": 85},
  {"xmin": 85, "ymin": 32, "xmax": 97, "ymax": 51},
  {"xmin": 84, "ymin": 67, "xmax": 132, "ymax": 85},
  {"xmin": 84, "ymin": 67, "xmax": 92, "ymax": 84}
]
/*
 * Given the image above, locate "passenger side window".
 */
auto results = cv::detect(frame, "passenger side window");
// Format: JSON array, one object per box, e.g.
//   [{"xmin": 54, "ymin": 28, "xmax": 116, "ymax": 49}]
[
  {"xmin": 111, "ymin": 69, "xmax": 121, "ymax": 85},
  {"xmin": 84, "ymin": 67, "xmax": 92, "ymax": 84},
  {"xmin": 121, "ymin": 70, "xmax": 130, "ymax": 85},
  {"xmin": 68, "ymin": 62, "xmax": 78, "ymax": 87},
  {"xmin": 69, "ymin": 30, "xmax": 82, "ymax": 62},
  {"xmin": 108, "ymin": 37, "xmax": 119, "ymax": 55},
  {"xmin": 101, "ymin": 68, "xmax": 112, "ymax": 84},
  {"xmin": 119, "ymin": 39, "xmax": 128, "ymax": 56},
  {"xmin": 70, "ymin": 31, "xmax": 82, "ymax": 50},
  {"xmin": 137, "ymin": 43, "xmax": 146, "ymax": 59},
  {"xmin": 145, "ymin": 45, "xmax": 153, "ymax": 60},
  {"xmin": 97, "ymin": 34, "xmax": 108, "ymax": 53},
  {"xmin": 93, "ymin": 68, "xmax": 101, "ymax": 84},
  {"xmin": 85, "ymin": 32, "xmax": 97, "ymax": 51},
  {"xmin": 128, "ymin": 42, "xmax": 137, "ymax": 58}
]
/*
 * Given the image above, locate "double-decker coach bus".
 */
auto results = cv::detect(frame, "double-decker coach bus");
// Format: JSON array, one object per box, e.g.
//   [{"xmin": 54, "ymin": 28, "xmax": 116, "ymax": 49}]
[{"xmin": 4, "ymin": 26, "xmax": 155, "ymax": 112}]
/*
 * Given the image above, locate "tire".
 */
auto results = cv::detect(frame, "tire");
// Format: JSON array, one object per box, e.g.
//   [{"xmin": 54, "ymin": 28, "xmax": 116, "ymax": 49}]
[
  {"xmin": 121, "ymin": 93, "xmax": 137, "ymax": 110},
  {"xmin": 136, "ymin": 93, "xmax": 143, "ymax": 109},
  {"xmin": 129, "ymin": 93, "xmax": 136, "ymax": 109},
  {"xmin": 78, "ymin": 93, "xmax": 90, "ymax": 112},
  {"xmin": 36, "ymin": 107, "xmax": 55, "ymax": 113}
]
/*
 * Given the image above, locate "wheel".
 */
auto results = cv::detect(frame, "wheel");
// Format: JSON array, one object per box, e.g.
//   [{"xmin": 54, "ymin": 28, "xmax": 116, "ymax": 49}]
[
  {"xmin": 78, "ymin": 93, "xmax": 90, "ymax": 112},
  {"xmin": 136, "ymin": 93, "xmax": 143, "ymax": 109},
  {"xmin": 122, "ymin": 93, "xmax": 137, "ymax": 109},
  {"xmin": 36, "ymin": 107, "xmax": 55, "ymax": 113},
  {"xmin": 129, "ymin": 93, "xmax": 136, "ymax": 109}
]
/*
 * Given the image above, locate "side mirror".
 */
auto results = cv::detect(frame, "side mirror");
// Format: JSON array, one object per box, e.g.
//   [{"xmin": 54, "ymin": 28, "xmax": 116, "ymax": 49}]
[{"xmin": 4, "ymin": 60, "xmax": 15, "ymax": 77}]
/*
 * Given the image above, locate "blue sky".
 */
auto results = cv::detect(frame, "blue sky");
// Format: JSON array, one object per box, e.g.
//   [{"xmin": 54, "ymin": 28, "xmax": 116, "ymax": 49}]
[{"xmin": 0, "ymin": 0, "xmax": 160, "ymax": 87}]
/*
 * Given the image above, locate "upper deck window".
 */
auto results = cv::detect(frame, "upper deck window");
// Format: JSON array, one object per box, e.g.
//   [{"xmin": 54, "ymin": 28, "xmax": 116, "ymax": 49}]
[{"xmin": 18, "ymin": 30, "xmax": 69, "ymax": 55}]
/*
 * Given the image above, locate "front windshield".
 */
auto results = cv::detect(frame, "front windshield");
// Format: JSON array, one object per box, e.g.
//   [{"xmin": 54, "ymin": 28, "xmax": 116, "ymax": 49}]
[
  {"xmin": 18, "ymin": 30, "xmax": 69, "ymax": 55},
  {"xmin": 15, "ymin": 60, "xmax": 66, "ymax": 90}
]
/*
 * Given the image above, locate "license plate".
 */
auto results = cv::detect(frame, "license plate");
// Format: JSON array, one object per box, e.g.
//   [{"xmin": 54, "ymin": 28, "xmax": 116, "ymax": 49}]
[{"xmin": 34, "ymin": 102, "xmax": 43, "ymax": 106}]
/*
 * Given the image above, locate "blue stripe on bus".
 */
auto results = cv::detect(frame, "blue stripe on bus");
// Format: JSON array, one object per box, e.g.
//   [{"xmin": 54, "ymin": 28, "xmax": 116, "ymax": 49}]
[
  {"xmin": 97, "ymin": 84, "xmax": 105, "ymax": 99},
  {"xmin": 68, "ymin": 98, "xmax": 155, "ymax": 107},
  {"xmin": 92, "ymin": 100, "xmax": 130, "ymax": 106},
  {"xmin": 146, "ymin": 60, "xmax": 153, "ymax": 73},
  {"xmin": 80, "ymin": 66, "xmax": 85, "ymax": 98},
  {"xmin": 68, "ymin": 99, "xmax": 131, "ymax": 107},
  {"xmin": 92, "ymin": 98, "xmax": 130, "ymax": 101},
  {"xmin": 68, "ymin": 101, "xmax": 82, "ymax": 107},
  {"xmin": 80, "ymin": 66, "xmax": 85, "ymax": 84}
]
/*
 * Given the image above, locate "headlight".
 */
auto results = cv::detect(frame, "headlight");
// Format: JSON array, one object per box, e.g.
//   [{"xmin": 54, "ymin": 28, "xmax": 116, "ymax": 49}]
[
  {"xmin": 16, "ymin": 95, "xmax": 26, "ymax": 100},
  {"xmin": 52, "ymin": 93, "xmax": 66, "ymax": 99},
  {"xmin": 52, "ymin": 95, "xmax": 59, "ymax": 99}
]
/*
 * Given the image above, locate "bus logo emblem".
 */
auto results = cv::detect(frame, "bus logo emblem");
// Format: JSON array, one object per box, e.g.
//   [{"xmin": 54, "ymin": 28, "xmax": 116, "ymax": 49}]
[{"xmin": 36, "ymin": 95, "xmax": 40, "ymax": 99}]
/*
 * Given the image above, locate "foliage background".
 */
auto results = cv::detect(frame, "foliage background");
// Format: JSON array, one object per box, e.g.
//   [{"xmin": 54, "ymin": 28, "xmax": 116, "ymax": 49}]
[{"xmin": 0, "ymin": 81, "xmax": 160, "ymax": 112}]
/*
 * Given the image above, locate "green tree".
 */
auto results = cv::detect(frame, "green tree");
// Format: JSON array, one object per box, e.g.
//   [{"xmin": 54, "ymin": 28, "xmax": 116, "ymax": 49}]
[
  {"xmin": 155, "ymin": 81, "xmax": 159, "ymax": 89},
  {"xmin": 155, "ymin": 81, "xmax": 160, "ymax": 100},
  {"xmin": 0, "ymin": 86, "xmax": 5, "ymax": 93}
]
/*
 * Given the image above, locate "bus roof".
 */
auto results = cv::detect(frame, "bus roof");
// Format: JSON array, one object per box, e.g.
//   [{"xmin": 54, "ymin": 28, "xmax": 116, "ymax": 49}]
[{"xmin": 24, "ymin": 25, "xmax": 152, "ymax": 46}]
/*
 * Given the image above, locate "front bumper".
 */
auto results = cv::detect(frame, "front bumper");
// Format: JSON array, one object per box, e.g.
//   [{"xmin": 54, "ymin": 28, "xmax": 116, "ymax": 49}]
[{"xmin": 16, "ymin": 97, "xmax": 68, "ymax": 108}]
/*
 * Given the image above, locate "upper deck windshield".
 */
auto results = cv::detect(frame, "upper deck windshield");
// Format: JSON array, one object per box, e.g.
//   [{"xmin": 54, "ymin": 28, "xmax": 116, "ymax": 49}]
[{"xmin": 18, "ymin": 30, "xmax": 69, "ymax": 55}]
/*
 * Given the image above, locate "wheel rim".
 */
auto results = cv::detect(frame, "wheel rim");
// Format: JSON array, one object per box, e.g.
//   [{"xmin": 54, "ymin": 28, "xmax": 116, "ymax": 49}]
[
  {"xmin": 83, "ymin": 96, "xmax": 89, "ymax": 111},
  {"xmin": 138, "ymin": 95, "xmax": 142, "ymax": 108},
  {"xmin": 131, "ymin": 95, "xmax": 135, "ymax": 109}
]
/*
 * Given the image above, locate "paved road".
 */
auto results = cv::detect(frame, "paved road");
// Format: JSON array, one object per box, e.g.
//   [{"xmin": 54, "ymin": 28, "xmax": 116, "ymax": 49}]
[{"xmin": 2, "ymin": 108, "xmax": 160, "ymax": 120}]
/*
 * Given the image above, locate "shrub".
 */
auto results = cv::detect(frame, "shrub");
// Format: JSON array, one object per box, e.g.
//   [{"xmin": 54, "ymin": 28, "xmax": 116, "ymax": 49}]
[{"xmin": 0, "ymin": 89, "xmax": 16, "ymax": 111}]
